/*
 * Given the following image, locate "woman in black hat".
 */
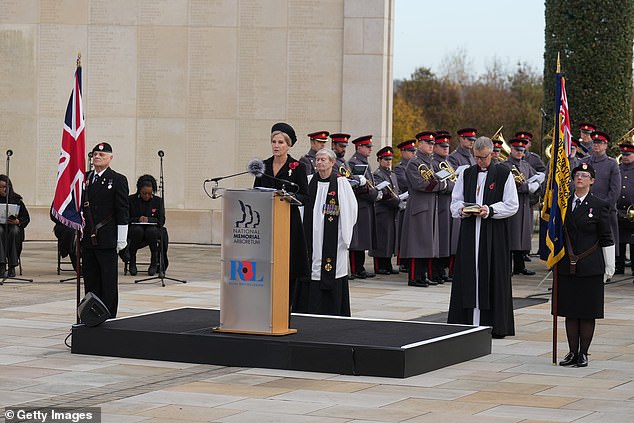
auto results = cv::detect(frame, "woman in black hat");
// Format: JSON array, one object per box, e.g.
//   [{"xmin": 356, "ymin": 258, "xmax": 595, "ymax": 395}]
[
  {"xmin": 555, "ymin": 162, "xmax": 614, "ymax": 368},
  {"xmin": 253, "ymin": 122, "xmax": 310, "ymax": 309}
]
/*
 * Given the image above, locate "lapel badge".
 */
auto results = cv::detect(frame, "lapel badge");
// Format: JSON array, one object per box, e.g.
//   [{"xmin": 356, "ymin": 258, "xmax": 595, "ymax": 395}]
[
  {"xmin": 324, "ymin": 257, "xmax": 333, "ymax": 272},
  {"xmin": 588, "ymin": 207, "xmax": 593, "ymax": 218}
]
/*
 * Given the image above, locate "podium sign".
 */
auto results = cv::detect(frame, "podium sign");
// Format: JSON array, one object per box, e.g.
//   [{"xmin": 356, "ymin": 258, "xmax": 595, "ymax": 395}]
[{"xmin": 217, "ymin": 189, "xmax": 295, "ymax": 335}]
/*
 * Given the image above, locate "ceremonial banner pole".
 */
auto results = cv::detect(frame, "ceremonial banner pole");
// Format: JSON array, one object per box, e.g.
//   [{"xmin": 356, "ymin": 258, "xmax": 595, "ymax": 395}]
[{"xmin": 52, "ymin": 53, "xmax": 86, "ymax": 324}]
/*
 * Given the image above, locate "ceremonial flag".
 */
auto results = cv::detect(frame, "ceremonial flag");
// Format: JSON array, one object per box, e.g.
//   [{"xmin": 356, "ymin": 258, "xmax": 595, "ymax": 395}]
[
  {"xmin": 51, "ymin": 56, "xmax": 86, "ymax": 231},
  {"xmin": 541, "ymin": 57, "xmax": 571, "ymax": 268}
]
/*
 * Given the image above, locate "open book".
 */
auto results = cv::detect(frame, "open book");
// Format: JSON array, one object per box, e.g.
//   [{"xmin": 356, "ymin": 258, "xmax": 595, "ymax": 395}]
[{"xmin": 0, "ymin": 204, "xmax": 20, "ymax": 224}]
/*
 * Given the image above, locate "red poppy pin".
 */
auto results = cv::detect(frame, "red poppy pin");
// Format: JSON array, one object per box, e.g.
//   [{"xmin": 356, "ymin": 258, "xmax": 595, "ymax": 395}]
[
  {"xmin": 489, "ymin": 183, "xmax": 495, "ymax": 190},
  {"xmin": 289, "ymin": 162, "xmax": 299, "ymax": 170},
  {"xmin": 328, "ymin": 191, "xmax": 336, "ymax": 196}
]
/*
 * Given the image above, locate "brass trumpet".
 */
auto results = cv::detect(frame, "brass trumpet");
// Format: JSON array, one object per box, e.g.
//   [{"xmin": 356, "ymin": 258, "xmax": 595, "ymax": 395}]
[
  {"xmin": 339, "ymin": 165, "xmax": 351, "ymax": 178},
  {"xmin": 511, "ymin": 166, "xmax": 526, "ymax": 184},
  {"xmin": 439, "ymin": 161, "xmax": 457, "ymax": 182},
  {"xmin": 491, "ymin": 126, "xmax": 511, "ymax": 160},
  {"xmin": 418, "ymin": 163, "xmax": 435, "ymax": 180},
  {"xmin": 627, "ymin": 205, "xmax": 634, "ymax": 223}
]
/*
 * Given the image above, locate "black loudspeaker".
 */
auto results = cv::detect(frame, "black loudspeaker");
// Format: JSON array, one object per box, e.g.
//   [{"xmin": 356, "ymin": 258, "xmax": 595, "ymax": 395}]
[{"xmin": 77, "ymin": 293, "xmax": 111, "ymax": 327}]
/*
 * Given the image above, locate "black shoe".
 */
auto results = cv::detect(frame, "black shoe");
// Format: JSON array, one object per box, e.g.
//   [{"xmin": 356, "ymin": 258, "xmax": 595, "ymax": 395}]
[
  {"xmin": 390, "ymin": 268, "xmax": 400, "ymax": 274},
  {"xmin": 7, "ymin": 266, "xmax": 15, "ymax": 277},
  {"xmin": 357, "ymin": 270, "xmax": 375, "ymax": 279},
  {"xmin": 399, "ymin": 265, "xmax": 407, "ymax": 273},
  {"xmin": 129, "ymin": 263, "xmax": 138, "ymax": 276},
  {"xmin": 491, "ymin": 334, "xmax": 506, "ymax": 339},
  {"xmin": 375, "ymin": 269, "xmax": 391, "ymax": 275},
  {"xmin": 513, "ymin": 269, "xmax": 536, "ymax": 276},
  {"xmin": 575, "ymin": 353, "xmax": 588, "ymax": 367},
  {"xmin": 349, "ymin": 273, "xmax": 356, "ymax": 280},
  {"xmin": 431, "ymin": 277, "xmax": 444, "ymax": 285},
  {"xmin": 0, "ymin": 264, "xmax": 6, "ymax": 278},
  {"xmin": 444, "ymin": 275, "xmax": 453, "ymax": 283},
  {"xmin": 614, "ymin": 268, "xmax": 625, "ymax": 275},
  {"xmin": 559, "ymin": 351, "xmax": 578, "ymax": 366},
  {"xmin": 408, "ymin": 279, "xmax": 428, "ymax": 287},
  {"xmin": 148, "ymin": 264, "xmax": 157, "ymax": 277},
  {"xmin": 523, "ymin": 254, "xmax": 532, "ymax": 262}
]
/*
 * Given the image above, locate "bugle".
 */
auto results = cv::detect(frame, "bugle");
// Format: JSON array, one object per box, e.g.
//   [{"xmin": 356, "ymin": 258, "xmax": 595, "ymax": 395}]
[
  {"xmin": 511, "ymin": 166, "xmax": 526, "ymax": 184},
  {"xmin": 439, "ymin": 161, "xmax": 457, "ymax": 182},
  {"xmin": 418, "ymin": 163, "xmax": 435, "ymax": 180}
]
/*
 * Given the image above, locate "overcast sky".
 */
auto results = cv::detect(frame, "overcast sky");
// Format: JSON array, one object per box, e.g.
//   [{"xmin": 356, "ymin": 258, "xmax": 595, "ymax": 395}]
[{"xmin": 393, "ymin": 0, "xmax": 546, "ymax": 79}]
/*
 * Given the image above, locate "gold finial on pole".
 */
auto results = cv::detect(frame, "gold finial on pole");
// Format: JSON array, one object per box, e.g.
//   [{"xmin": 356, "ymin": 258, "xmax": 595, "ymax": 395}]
[
  {"xmin": 556, "ymin": 52, "xmax": 561, "ymax": 73},
  {"xmin": 77, "ymin": 50, "xmax": 81, "ymax": 68}
]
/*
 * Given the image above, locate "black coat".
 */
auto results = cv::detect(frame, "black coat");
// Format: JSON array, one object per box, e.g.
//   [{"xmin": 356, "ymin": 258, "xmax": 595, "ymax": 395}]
[
  {"xmin": 558, "ymin": 193, "xmax": 613, "ymax": 277},
  {"xmin": 128, "ymin": 194, "xmax": 165, "ymax": 226},
  {"xmin": 253, "ymin": 155, "xmax": 310, "ymax": 283},
  {"xmin": 82, "ymin": 167, "xmax": 129, "ymax": 249}
]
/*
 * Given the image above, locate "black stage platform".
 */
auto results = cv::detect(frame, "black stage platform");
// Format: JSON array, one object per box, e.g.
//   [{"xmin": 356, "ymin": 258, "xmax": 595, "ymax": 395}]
[{"xmin": 71, "ymin": 308, "xmax": 491, "ymax": 378}]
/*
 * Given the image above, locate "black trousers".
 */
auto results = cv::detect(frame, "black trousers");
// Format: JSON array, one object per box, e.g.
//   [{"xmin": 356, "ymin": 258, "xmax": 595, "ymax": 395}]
[
  {"xmin": 349, "ymin": 250, "xmax": 366, "ymax": 274},
  {"xmin": 82, "ymin": 247, "xmax": 119, "ymax": 318},
  {"xmin": 0, "ymin": 224, "xmax": 23, "ymax": 267},
  {"xmin": 512, "ymin": 250, "xmax": 527, "ymax": 272},
  {"xmin": 616, "ymin": 243, "xmax": 633, "ymax": 271},
  {"xmin": 373, "ymin": 257, "xmax": 393, "ymax": 272},
  {"xmin": 128, "ymin": 225, "xmax": 160, "ymax": 263},
  {"xmin": 408, "ymin": 258, "xmax": 432, "ymax": 281}
]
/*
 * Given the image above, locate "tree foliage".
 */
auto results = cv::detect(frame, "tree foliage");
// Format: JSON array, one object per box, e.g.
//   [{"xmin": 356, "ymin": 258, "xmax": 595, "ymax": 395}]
[{"xmin": 544, "ymin": 0, "xmax": 634, "ymax": 146}]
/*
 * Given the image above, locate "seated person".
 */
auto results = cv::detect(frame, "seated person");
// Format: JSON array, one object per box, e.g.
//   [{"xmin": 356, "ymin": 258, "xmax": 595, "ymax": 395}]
[
  {"xmin": 0, "ymin": 174, "xmax": 30, "ymax": 277},
  {"xmin": 127, "ymin": 174, "xmax": 167, "ymax": 276}
]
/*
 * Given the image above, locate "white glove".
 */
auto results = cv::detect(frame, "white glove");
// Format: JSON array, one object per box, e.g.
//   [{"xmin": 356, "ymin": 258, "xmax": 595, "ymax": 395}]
[
  {"xmin": 376, "ymin": 190, "xmax": 383, "ymax": 201},
  {"xmin": 358, "ymin": 175, "xmax": 367, "ymax": 187},
  {"xmin": 603, "ymin": 245, "xmax": 615, "ymax": 282},
  {"xmin": 528, "ymin": 181, "xmax": 540, "ymax": 194},
  {"xmin": 117, "ymin": 225, "xmax": 128, "ymax": 253}
]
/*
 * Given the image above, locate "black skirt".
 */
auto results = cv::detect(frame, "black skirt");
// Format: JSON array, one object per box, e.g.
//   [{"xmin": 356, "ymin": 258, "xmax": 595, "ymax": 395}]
[
  {"xmin": 554, "ymin": 273, "xmax": 604, "ymax": 319},
  {"xmin": 293, "ymin": 276, "xmax": 351, "ymax": 317}
]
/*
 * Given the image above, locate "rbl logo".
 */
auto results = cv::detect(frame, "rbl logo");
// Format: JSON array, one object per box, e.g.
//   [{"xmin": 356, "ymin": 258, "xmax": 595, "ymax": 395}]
[{"xmin": 229, "ymin": 260, "xmax": 264, "ymax": 282}]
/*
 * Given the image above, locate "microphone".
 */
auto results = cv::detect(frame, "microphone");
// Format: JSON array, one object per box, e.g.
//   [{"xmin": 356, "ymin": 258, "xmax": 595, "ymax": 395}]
[
  {"xmin": 6, "ymin": 150, "xmax": 13, "ymax": 157},
  {"xmin": 158, "ymin": 150, "xmax": 165, "ymax": 157},
  {"xmin": 247, "ymin": 159, "xmax": 265, "ymax": 177}
]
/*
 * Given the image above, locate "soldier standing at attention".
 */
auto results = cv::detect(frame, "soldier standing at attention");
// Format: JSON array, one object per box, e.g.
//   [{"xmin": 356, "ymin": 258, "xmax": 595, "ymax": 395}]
[
  {"xmin": 581, "ymin": 130, "xmax": 621, "ymax": 261},
  {"xmin": 615, "ymin": 137, "xmax": 634, "ymax": 275},
  {"xmin": 330, "ymin": 133, "xmax": 351, "ymax": 174},
  {"xmin": 500, "ymin": 138, "xmax": 539, "ymax": 276},
  {"xmin": 447, "ymin": 128, "xmax": 477, "ymax": 278},
  {"xmin": 300, "ymin": 131, "xmax": 329, "ymax": 175},
  {"xmin": 401, "ymin": 131, "xmax": 446, "ymax": 287},
  {"xmin": 82, "ymin": 142, "xmax": 129, "ymax": 319},
  {"xmin": 348, "ymin": 135, "xmax": 379, "ymax": 279},
  {"xmin": 394, "ymin": 139, "xmax": 417, "ymax": 273},
  {"xmin": 371, "ymin": 146, "xmax": 401, "ymax": 275}
]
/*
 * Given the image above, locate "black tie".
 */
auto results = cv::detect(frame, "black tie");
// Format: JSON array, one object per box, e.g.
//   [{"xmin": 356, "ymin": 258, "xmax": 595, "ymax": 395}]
[{"xmin": 573, "ymin": 198, "xmax": 581, "ymax": 213}]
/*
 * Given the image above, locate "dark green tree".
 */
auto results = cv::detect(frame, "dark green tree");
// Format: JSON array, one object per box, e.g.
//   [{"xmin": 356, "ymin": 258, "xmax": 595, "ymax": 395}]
[{"xmin": 544, "ymin": 0, "xmax": 634, "ymax": 145}]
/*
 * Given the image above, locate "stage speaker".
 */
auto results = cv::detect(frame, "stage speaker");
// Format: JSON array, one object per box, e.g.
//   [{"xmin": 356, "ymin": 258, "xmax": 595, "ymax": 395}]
[{"xmin": 77, "ymin": 293, "xmax": 111, "ymax": 327}]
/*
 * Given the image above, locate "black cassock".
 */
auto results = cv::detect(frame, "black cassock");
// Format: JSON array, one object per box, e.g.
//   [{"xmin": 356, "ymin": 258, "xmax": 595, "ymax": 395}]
[{"xmin": 448, "ymin": 164, "xmax": 517, "ymax": 337}]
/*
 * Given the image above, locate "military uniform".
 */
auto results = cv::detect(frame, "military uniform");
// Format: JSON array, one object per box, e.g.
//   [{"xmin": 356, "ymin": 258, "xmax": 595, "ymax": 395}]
[
  {"xmin": 348, "ymin": 136, "xmax": 379, "ymax": 278},
  {"xmin": 82, "ymin": 143, "xmax": 129, "ymax": 318},
  {"xmin": 616, "ymin": 141, "xmax": 634, "ymax": 273},
  {"xmin": 447, "ymin": 139, "xmax": 476, "ymax": 273},
  {"xmin": 394, "ymin": 140, "xmax": 416, "ymax": 272},
  {"xmin": 581, "ymin": 131, "xmax": 620, "ymax": 253},
  {"xmin": 500, "ymin": 139, "xmax": 536, "ymax": 275},
  {"xmin": 371, "ymin": 147, "xmax": 400, "ymax": 274},
  {"xmin": 300, "ymin": 130, "xmax": 329, "ymax": 175},
  {"xmin": 401, "ymin": 132, "xmax": 445, "ymax": 286}
]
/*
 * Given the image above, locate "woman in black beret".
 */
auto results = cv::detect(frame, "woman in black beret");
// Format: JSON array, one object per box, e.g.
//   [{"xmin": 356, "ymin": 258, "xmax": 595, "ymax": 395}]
[{"xmin": 253, "ymin": 122, "xmax": 310, "ymax": 310}]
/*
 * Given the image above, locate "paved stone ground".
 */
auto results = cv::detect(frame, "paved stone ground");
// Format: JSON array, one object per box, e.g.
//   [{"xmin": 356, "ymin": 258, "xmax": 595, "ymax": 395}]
[{"xmin": 1, "ymin": 241, "xmax": 633, "ymax": 422}]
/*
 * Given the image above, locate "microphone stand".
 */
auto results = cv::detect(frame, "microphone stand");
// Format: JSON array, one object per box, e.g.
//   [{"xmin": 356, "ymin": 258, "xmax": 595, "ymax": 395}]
[
  {"xmin": 1, "ymin": 150, "xmax": 32, "ymax": 284},
  {"xmin": 134, "ymin": 150, "xmax": 186, "ymax": 287}
]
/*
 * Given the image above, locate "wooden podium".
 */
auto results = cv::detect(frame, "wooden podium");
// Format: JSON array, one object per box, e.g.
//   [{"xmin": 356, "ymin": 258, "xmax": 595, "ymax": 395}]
[{"xmin": 215, "ymin": 189, "xmax": 296, "ymax": 335}]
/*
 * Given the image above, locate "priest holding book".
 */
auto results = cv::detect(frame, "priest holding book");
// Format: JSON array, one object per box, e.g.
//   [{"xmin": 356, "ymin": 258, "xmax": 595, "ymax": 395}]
[{"xmin": 448, "ymin": 137, "xmax": 519, "ymax": 338}]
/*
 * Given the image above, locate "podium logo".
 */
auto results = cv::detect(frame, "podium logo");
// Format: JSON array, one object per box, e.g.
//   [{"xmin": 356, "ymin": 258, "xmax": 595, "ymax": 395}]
[
  {"xmin": 230, "ymin": 260, "xmax": 264, "ymax": 282},
  {"xmin": 235, "ymin": 200, "xmax": 261, "ymax": 228}
]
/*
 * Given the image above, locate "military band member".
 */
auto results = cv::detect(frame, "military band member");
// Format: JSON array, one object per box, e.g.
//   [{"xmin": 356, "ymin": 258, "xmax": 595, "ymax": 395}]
[
  {"xmin": 371, "ymin": 147, "xmax": 401, "ymax": 274},
  {"xmin": 348, "ymin": 135, "xmax": 379, "ymax": 279},
  {"xmin": 616, "ymin": 138, "xmax": 634, "ymax": 275},
  {"xmin": 491, "ymin": 138, "xmax": 504, "ymax": 164},
  {"xmin": 401, "ymin": 131, "xmax": 446, "ymax": 287},
  {"xmin": 569, "ymin": 138, "xmax": 581, "ymax": 170},
  {"xmin": 578, "ymin": 122, "xmax": 597, "ymax": 155},
  {"xmin": 430, "ymin": 132, "xmax": 455, "ymax": 283},
  {"xmin": 581, "ymin": 130, "xmax": 620, "ymax": 257},
  {"xmin": 447, "ymin": 128, "xmax": 477, "ymax": 277},
  {"xmin": 500, "ymin": 138, "xmax": 538, "ymax": 275},
  {"xmin": 394, "ymin": 139, "xmax": 417, "ymax": 272},
  {"xmin": 330, "ymin": 133, "xmax": 351, "ymax": 174},
  {"xmin": 515, "ymin": 131, "xmax": 547, "ymax": 173},
  {"xmin": 300, "ymin": 131, "xmax": 330, "ymax": 174}
]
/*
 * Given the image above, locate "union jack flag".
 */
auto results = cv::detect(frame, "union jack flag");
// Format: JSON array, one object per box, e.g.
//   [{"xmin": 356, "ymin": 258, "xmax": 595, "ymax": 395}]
[{"xmin": 51, "ymin": 59, "xmax": 86, "ymax": 231}]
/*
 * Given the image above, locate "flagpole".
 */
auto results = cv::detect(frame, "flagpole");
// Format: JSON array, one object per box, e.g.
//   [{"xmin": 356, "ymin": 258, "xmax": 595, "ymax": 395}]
[
  {"xmin": 552, "ymin": 53, "xmax": 561, "ymax": 365},
  {"xmin": 75, "ymin": 51, "xmax": 82, "ymax": 324}
]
